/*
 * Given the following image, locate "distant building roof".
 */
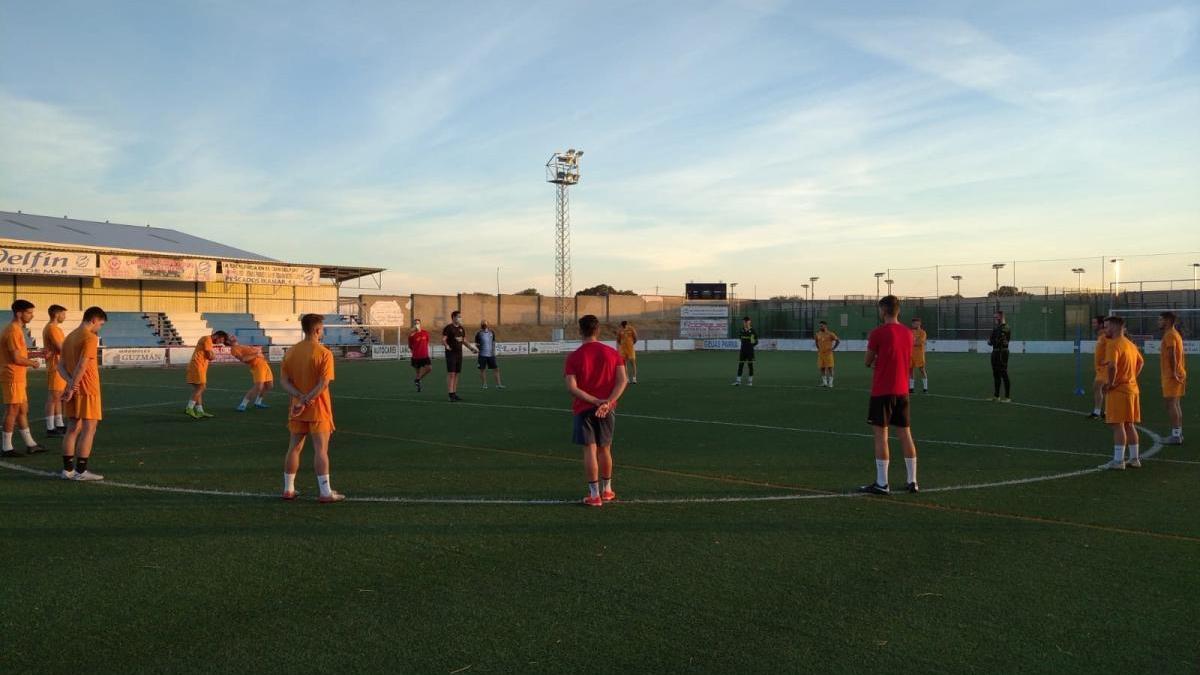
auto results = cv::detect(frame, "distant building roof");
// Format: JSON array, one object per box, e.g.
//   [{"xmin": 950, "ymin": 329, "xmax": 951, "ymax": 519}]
[{"xmin": 0, "ymin": 211, "xmax": 274, "ymax": 262}]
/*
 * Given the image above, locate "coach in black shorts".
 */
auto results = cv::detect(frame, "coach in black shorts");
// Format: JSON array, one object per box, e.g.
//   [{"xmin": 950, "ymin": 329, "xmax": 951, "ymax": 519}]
[{"xmin": 442, "ymin": 311, "xmax": 476, "ymax": 402}]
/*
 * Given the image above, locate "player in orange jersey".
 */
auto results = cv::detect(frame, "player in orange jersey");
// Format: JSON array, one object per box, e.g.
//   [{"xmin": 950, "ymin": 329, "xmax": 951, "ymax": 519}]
[
  {"xmin": 1100, "ymin": 317, "xmax": 1145, "ymax": 470},
  {"xmin": 909, "ymin": 317, "xmax": 928, "ymax": 394},
  {"xmin": 228, "ymin": 335, "xmax": 274, "ymax": 412},
  {"xmin": 1089, "ymin": 315, "xmax": 1110, "ymax": 420},
  {"xmin": 58, "ymin": 306, "xmax": 107, "ymax": 480},
  {"xmin": 1, "ymin": 299, "xmax": 46, "ymax": 458},
  {"xmin": 1158, "ymin": 311, "xmax": 1187, "ymax": 444},
  {"xmin": 280, "ymin": 314, "xmax": 343, "ymax": 503},
  {"xmin": 185, "ymin": 330, "xmax": 228, "ymax": 418},
  {"xmin": 815, "ymin": 321, "xmax": 840, "ymax": 387},
  {"xmin": 42, "ymin": 305, "xmax": 69, "ymax": 436},
  {"xmin": 617, "ymin": 321, "xmax": 638, "ymax": 384}
]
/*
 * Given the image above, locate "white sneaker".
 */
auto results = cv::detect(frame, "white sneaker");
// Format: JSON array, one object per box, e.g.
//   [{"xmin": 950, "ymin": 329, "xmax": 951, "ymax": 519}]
[
  {"xmin": 631, "ymin": 377, "xmax": 638, "ymax": 384},
  {"xmin": 1101, "ymin": 459, "xmax": 1125, "ymax": 471},
  {"xmin": 482, "ymin": 385, "xmax": 489, "ymax": 390},
  {"xmin": 59, "ymin": 469, "xmax": 75, "ymax": 480},
  {"xmin": 72, "ymin": 470, "xmax": 105, "ymax": 481},
  {"xmin": 497, "ymin": 384, "xmax": 506, "ymax": 389},
  {"xmin": 1127, "ymin": 458, "xmax": 1142, "ymax": 468},
  {"xmin": 747, "ymin": 381, "xmax": 754, "ymax": 387},
  {"xmin": 732, "ymin": 381, "xmax": 741, "ymax": 386}
]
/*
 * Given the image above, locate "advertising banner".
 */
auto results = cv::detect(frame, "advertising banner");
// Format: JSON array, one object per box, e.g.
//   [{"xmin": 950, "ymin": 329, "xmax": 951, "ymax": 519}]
[
  {"xmin": 268, "ymin": 345, "xmax": 287, "ymax": 362},
  {"xmin": 680, "ymin": 304, "xmax": 730, "ymax": 319},
  {"xmin": 222, "ymin": 262, "xmax": 319, "ymax": 286},
  {"xmin": 529, "ymin": 342, "xmax": 566, "ymax": 354},
  {"xmin": 680, "ymin": 319, "xmax": 728, "ymax": 339},
  {"xmin": 0, "ymin": 247, "xmax": 95, "ymax": 277},
  {"xmin": 496, "ymin": 342, "xmax": 531, "ymax": 356},
  {"xmin": 702, "ymin": 339, "xmax": 741, "ymax": 350},
  {"xmin": 371, "ymin": 344, "xmax": 400, "ymax": 360},
  {"xmin": 100, "ymin": 254, "xmax": 216, "ymax": 281},
  {"xmin": 101, "ymin": 348, "xmax": 167, "ymax": 368}
]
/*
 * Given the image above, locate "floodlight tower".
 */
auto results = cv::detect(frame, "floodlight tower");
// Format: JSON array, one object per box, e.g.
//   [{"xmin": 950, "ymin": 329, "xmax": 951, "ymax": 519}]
[{"xmin": 546, "ymin": 148, "xmax": 583, "ymax": 330}]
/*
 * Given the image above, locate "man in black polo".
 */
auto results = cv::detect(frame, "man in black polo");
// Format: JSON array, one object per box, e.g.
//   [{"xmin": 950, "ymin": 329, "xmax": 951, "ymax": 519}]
[
  {"xmin": 442, "ymin": 311, "xmax": 477, "ymax": 402},
  {"xmin": 988, "ymin": 310, "xmax": 1012, "ymax": 402},
  {"xmin": 732, "ymin": 316, "xmax": 758, "ymax": 387}
]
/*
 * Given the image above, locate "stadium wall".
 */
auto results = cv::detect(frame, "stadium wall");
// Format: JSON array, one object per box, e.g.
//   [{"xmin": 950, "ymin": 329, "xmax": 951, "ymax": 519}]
[{"xmin": 400, "ymin": 293, "xmax": 689, "ymax": 327}]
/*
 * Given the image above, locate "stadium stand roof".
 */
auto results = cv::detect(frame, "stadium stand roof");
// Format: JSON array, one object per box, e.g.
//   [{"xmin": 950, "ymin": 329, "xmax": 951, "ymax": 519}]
[{"xmin": 1, "ymin": 210, "xmax": 385, "ymax": 284}]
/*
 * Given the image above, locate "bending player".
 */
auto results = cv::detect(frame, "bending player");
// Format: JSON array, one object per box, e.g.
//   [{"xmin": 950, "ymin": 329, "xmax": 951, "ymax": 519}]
[
  {"xmin": 909, "ymin": 317, "xmax": 928, "ymax": 393},
  {"xmin": 617, "ymin": 321, "xmax": 638, "ymax": 384},
  {"xmin": 1159, "ymin": 311, "xmax": 1186, "ymax": 444},
  {"xmin": 185, "ymin": 330, "xmax": 228, "ymax": 418},
  {"xmin": 1, "ymin": 299, "xmax": 46, "ymax": 458},
  {"xmin": 1101, "ymin": 316, "xmax": 1144, "ymax": 469},
  {"xmin": 564, "ymin": 314, "xmax": 627, "ymax": 507},
  {"xmin": 733, "ymin": 316, "xmax": 757, "ymax": 386},
  {"xmin": 229, "ymin": 335, "xmax": 273, "ymax": 411},
  {"xmin": 815, "ymin": 320, "xmax": 840, "ymax": 387},
  {"xmin": 58, "ymin": 306, "xmax": 107, "ymax": 480},
  {"xmin": 859, "ymin": 295, "xmax": 918, "ymax": 495},
  {"xmin": 42, "ymin": 305, "xmax": 68, "ymax": 436},
  {"xmin": 280, "ymin": 314, "xmax": 342, "ymax": 502},
  {"xmin": 1089, "ymin": 315, "xmax": 1109, "ymax": 419}
]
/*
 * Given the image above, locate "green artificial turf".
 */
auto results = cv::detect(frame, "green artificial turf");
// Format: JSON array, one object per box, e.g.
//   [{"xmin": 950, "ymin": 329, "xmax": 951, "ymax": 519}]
[{"xmin": 1, "ymin": 351, "xmax": 1196, "ymax": 674}]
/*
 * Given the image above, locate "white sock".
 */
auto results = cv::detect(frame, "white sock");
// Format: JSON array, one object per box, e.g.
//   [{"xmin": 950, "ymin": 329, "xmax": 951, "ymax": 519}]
[
  {"xmin": 186, "ymin": 401, "xmax": 196, "ymax": 410},
  {"xmin": 284, "ymin": 473, "xmax": 296, "ymax": 493},
  {"xmin": 195, "ymin": 405, "xmax": 205, "ymax": 413},
  {"xmin": 824, "ymin": 376, "xmax": 831, "ymax": 386},
  {"xmin": 875, "ymin": 459, "xmax": 889, "ymax": 487},
  {"xmin": 922, "ymin": 378, "xmax": 928, "ymax": 390},
  {"xmin": 1128, "ymin": 444, "xmax": 1139, "ymax": 460},
  {"xmin": 46, "ymin": 417, "xmax": 56, "ymax": 431},
  {"xmin": 748, "ymin": 376, "xmax": 753, "ymax": 384},
  {"xmin": 2, "ymin": 431, "xmax": 11, "ymax": 451},
  {"xmin": 19, "ymin": 428, "xmax": 35, "ymax": 447},
  {"xmin": 735, "ymin": 376, "xmax": 741, "ymax": 383},
  {"xmin": 1112, "ymin": 445, "xmax": 1124, "ymax": 463},
  {"xmin": 55, "ymin": 414, "xmax": 64, "ymax": 427},
  {"xmin": 317, "ymin": 474, "xmax": 332, "ymax": 498},
  {"xmin": 239, "ymin": 398, "xmax": 250, "ymax": 408},
  {"xmin": 905, "ymin": 457, "xmax": 917, "ymax": 483},
  {"xmin": 254, "ymin": 397, "xmax": 263, "ymax": 405},
  {"xmin": 1173, "ymin": 427, "xmax": 1183, "ymax": 437},
  {"xmin": 587, "ymin": 481, "xmax": 600, "ymax": 498},
  {"xmin": 827, "ymin": 377, "xmax": 833, "ymax": 387},
  {"xmin": 1093, "ymin": 407, "xmax": 1101, "ymax": 415},
  {"xmin": 600, "ymin": 478, "xmax": 611, "ymax": 494}
]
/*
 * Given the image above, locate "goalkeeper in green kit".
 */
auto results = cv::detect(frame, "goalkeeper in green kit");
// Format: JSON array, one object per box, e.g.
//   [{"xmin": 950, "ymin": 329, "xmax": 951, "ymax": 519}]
[{"xmin": 733, "ymin": 316, "xmax": 758, "ymax": 386}]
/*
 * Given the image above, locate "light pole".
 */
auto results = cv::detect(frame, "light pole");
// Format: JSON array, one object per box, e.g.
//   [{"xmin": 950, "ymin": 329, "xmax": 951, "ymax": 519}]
[
  {"xmin": 801, "ymin": 283, "xmax": 809, "ymax": 300},
  {"xmin": 951, "ymin": 275, "xmax": 962, "ymax": 297},
  {"xmin": 873, "ymin": 272, "xmax": 885, "ymax": 298},
  {"xmin": 885, "ymin": 278, "xmax": 894, "ymax": 295},
  {"xmin": 991, "ymin": 263, "xmax": 1006, "ymax": 292},
  {"xmin": 809, "ymin": 277, "xmax": 819, "ymax": 302},
  {"xmin": 730, "ymin": 282, "xmax": 739, "ymax": 318},
  {"xmin": 1192, "ymin": 263, "xmax": 1199, "ymax": 291},
  {"xmin": 1110, "ymin": 258, "xmax": 1124, "ymax": 296},
  {"xmin": 546, "ymin": 148, "xmax": 583, "ymax": 331},
  {"xmin": 1071, "ymin": 267, "xmax": 1086, "ymax": 293}
]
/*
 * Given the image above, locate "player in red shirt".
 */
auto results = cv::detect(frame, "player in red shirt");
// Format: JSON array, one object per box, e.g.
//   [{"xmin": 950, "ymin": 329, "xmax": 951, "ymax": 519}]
[
  {"xmin": 564, "ymin": 314, "xmax": 628, "ymax": 507},
  {"xmin": 407, "ymin": 319, "xmax": 432, "ymax": 392},
  {"xmin": 859, "ymin": 295, "xmax": 919, "ymax": 495}
]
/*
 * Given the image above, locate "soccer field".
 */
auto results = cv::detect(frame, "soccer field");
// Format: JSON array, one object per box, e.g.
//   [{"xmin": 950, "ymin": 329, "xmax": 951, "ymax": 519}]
[{"xmin": 2, "ymin": 351, "xmax": 1197, "ymax": 674}]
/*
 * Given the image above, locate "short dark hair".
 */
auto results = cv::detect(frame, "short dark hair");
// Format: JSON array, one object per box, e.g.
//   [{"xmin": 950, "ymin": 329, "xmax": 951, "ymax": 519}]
[
  {"xmin": 995, "ymin": 310, "xmax": 1005, "ymax": 318},
  {"xmin": 1105, "ymin": 316, "xmax": 1125, "ymax": 327},
  {"xmin": 742, "ymin": 316, "xmax": 751, "ymax": 322},
  {"xmin": 451, "ymin": 310, "xmax": 461, "ymax": 319},
  {"xmin": 819, "ymin": 320, "xmax": 827, "ymax": 326},
  {"xmin": 1161, "ymin": 311, "xmax": 1177, "ymax": 325},
  {"xmin": 301, "ymin": 314, "xmax": 324, "ymax": 335},
  {"xmin": 878, "ymin": 295, "xmax": 900, "ymax": 317},
  {"xmin": 212, "ymin": 330, "xmax": 229, "ymax": 341},
  {"xmin": 11, "ymin": 299, "xmax": 33, "ymax": 313},
  {"xmin": 48, "ymin": 304, "xmax": 67, "ymax": 317},
  {"xmin": 911, "ymin": 316, "xmax": 922, "ymax": 322},
  {"xmin": 82, "ymin": 306, "xmax": 107, "ymax": 323},
  {"xmin": 578, "ymin": 314, "xmax": 600, "ymax": 337},
  {"xmin": 620, "ymin": 320, "xmax": 628, "ymax": 327}
]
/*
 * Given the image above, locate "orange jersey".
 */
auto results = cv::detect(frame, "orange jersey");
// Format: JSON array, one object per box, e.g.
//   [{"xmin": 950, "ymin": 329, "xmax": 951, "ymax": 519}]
[
  {"xmin": 1105, "ymin": 335, "xmax": 1143, "ymax": 394},
  {"xmin": 815, "ymin": 331, "xmax": 839, "ymax": 354},
  {"xmin": 43, "ymin": 323, "xmax": 66, "ymax": 391},
  {"xmin": 1160, "ymin": 329, "xmax": 1186, "ymax": 381},
  {"xmin": 187, "ymin": 335, "xmax": 214, "ymax": 384},
  {"xmin": 617, "ymin": 327, "xmax": 637, "ymax": 350},
  {"xmin": 232, "ymin": 344, "xmax": 273, "ymax": 383},
  {"xmin": 911, "ymin": 328, "xmax": 927, "ymax": 353},
  {"xmin": 1093, "ymin": 333, "xmax": 1109, "ymax": 370},
  {"xmin": 281, "ymin": 339, "xmax": 335, "ymax": 426},
  {"xmin": 61, "ymin": 326, "xmax": 101, "ymax": 397},
  {"xmin": 0, "ymin": 322, "xmax": 29, "ymax": 385}
]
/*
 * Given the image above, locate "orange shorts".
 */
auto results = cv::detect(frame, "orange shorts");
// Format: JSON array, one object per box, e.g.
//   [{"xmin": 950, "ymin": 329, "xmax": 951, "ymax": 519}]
[
  {"xmin": 187, "ymin": 361, "xmax": 208, "ymax": 385},
  {"xmin": 1094, "ymin": 368, "xmax": 1107, "ymax": 384},
  {"xmin": 1105, "ymin": 390, "xmax": 1140, "ymax": 424},
  {"xmin": 67, "ymin": 392, "xmax": 103, "ymax": 421},
  {"xmin": 818, "ymin": 353, "xmax": 835, "ymax": 369},
  {"xmin": 619, "ymin": 349, "xmax": 636, "ymax": 361},
  {"xmin": 251, "ymin": 362, "xmax": 274, "ymax": 384},
  {"xmin": 289, "ymin": 419, "xmax": 334, "ymax": 435},
  {"xmin": 47, "ymin": 361, "xmax": 66, "ymax": 392},
  {"xmin": 2, "ymin": 379, "xmax": 28, "ymax": 405},
  {"xmin": 1162, "ymin": 378, "xmax": 1186, "ymax": 399},
  {"xmin": 911, "ymin": 354, "xmax": 926, "ymax": 368}
]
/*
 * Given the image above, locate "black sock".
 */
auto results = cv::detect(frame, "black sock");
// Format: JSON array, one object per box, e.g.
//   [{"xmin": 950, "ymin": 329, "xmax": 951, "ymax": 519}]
[
  {"xmin": 748, "ymin": 364, "xmax": 754, "ymax": 376},
  {"xmin": 737, "ymin": 363, "xmax": 744, "ymax": 376},
  {"xmin": 62, "ymin": 456, "xmax": 74, "ymax": 472},
  {"xmin": 75, "ymin": 458, "xmax": 88, "ymax": 474}
]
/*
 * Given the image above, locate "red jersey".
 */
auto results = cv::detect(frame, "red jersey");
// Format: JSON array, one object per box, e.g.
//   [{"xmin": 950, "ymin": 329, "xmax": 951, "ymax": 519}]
[
  {"xmin": 564, "ymin": 340, "xmax": 624, "ymax": 414},
  {"xmin": 867, "ymin": 322, "xmax": 914, "ymax": 396},
  {"xmin": 408, "ymin": 329, "xmax": 430, "ymax": 359}
]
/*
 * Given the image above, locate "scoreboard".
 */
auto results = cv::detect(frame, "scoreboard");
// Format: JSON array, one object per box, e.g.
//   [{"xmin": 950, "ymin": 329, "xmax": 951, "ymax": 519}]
[{"xmin": 685, "ymin": 282, "xmax": 728, "ymax": 301}]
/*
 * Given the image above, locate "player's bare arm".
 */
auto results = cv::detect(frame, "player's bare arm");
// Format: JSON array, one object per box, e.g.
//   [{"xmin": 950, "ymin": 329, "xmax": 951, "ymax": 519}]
[
  {"xmin": 864, "ymin": 349, "xmax": 877, "ymax": 368},
  {"xmin": 564, "ymin": 374, "xmax": 603, "ymax": 408}
]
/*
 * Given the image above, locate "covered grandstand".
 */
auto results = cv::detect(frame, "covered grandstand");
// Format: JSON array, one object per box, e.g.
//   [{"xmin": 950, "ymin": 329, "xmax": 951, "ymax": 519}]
[{"xmin": 1, "ymin": 211, "xmax": 385, "ymax": 354}]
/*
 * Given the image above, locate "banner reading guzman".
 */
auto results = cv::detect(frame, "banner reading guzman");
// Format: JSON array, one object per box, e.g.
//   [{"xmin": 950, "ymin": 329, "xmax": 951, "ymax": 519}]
[
  {"xmin": 223, "ymin": 262, "xmax": 319, "ymax": 286},
  {"xmin": 100, "ymin": 254, "xmax": 216, "ymax": 281},
  {"xmin": 0, "ymin": 247, "xmax": 96, "ymax": 277}
]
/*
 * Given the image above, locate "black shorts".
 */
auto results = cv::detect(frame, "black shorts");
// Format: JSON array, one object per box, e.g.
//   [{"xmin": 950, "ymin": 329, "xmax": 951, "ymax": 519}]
[
  {"xmin": 739, "ymin": 348, "xmax": 755, "ymax": 362},
  {"xmin": 477, "ymin": 355, "xmax": 499, "ymax": 370},
  {"xmin": 991, "ymin": 349, "xmax": 1010, "ymax": 371},
  {"xmin": 410, "ymin": 357, "xmax": 431, "ymax": 368},
  {"xmin": 445, "ymin": 351, "xmax": 463, "ymax": 373},
  {"xmin": 572, "ymin": 409, "xmax": 616, "ymax": 447},
  {"xmin": 867, "ymin": 395, "xmax": 910, "ymax": 428}
]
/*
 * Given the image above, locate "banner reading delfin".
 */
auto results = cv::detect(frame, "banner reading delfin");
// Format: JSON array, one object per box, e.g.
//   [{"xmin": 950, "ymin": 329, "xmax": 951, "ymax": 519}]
[
  {"xmin": 0, "ymin": 247, "xmax": 95, "ymax": 277},
  {"xmin": 223, "ymin": 262, "xmax": 319, "ymax": 286},
  {"xmin": 100, "ymin": 254, "xmax": 216, "ymax": 281}
]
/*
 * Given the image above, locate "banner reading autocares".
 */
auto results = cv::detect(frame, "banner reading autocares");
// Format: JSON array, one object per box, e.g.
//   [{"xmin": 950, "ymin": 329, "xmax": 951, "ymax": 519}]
[
  {"xmin": 0, "ymin": 247, "xmax": 96, "ymax": 277},
  {"xmin": 223, "ymin": 262, "xmax": 319, "ymax": 286},
  {"xmin": 100, "ymin": 254, "xmax": 216, "ymax": 281}
]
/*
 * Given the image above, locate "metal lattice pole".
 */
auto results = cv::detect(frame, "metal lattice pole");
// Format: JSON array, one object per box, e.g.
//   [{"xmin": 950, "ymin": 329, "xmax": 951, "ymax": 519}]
[{"xmin": 554, "ymin": 182, "xmax": 572, "ymax": 327}]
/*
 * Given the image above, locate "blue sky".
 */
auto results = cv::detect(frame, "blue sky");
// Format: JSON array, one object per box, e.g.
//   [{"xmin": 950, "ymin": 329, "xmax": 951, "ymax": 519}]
[{"xmin": 1, "ymin": 0, "xmax": 1198, "ymax": 298}]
